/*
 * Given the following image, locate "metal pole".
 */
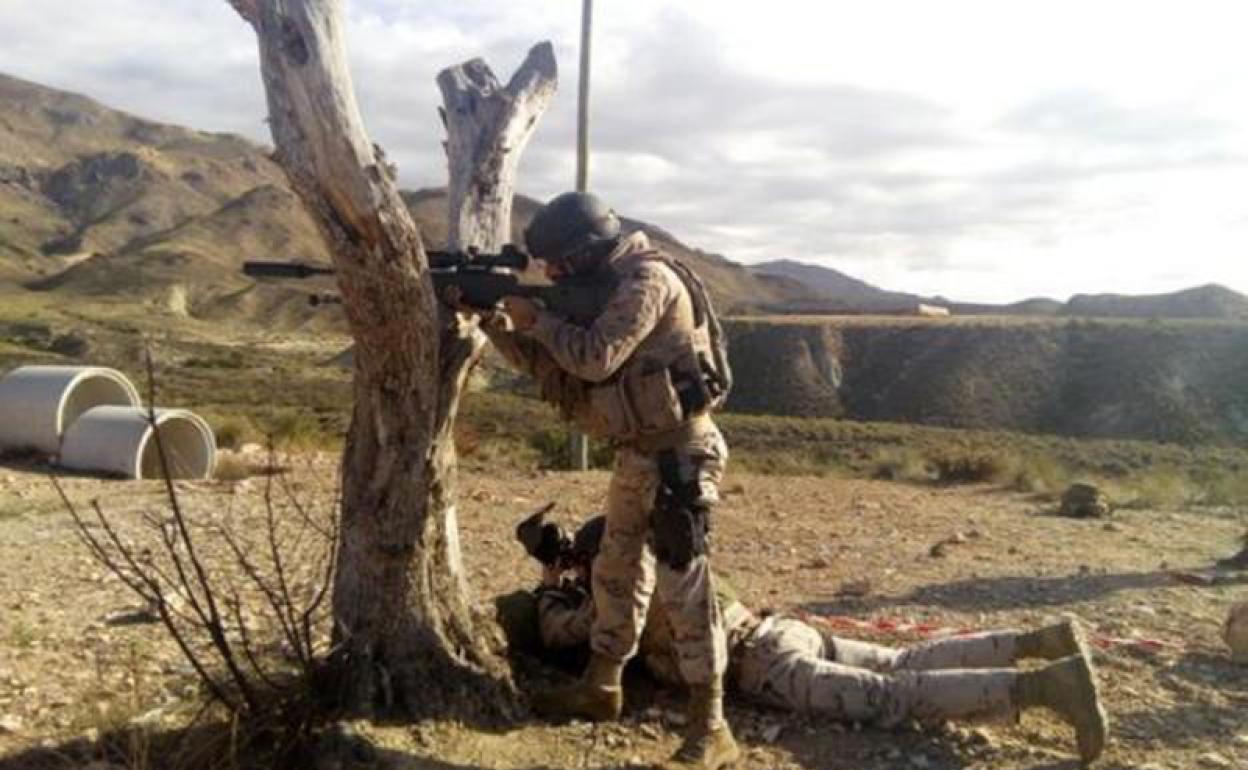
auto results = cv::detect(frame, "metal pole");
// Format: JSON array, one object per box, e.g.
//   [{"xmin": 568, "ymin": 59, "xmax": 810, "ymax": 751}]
[
  {"xmin": 575, "ymin": 0, "xmax": 593, "ymax": 193},
  {"xmin": 569, "ymin": 0, "xmax": 593, "ymax": 471}
]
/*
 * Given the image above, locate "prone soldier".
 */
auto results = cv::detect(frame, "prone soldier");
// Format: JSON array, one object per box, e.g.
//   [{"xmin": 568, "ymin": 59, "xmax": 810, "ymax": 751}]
[{"xmin": 514, "ymin": 513, "xmax": 1110, "ymax": 765}]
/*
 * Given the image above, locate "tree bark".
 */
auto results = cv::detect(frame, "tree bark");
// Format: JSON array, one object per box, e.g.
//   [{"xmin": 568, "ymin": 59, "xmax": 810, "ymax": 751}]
[
  {"xmin": 430, "ymin": 40, "xmax": 558, "ymax": 612},
  {"xmin": 229, "ymin": 0, "xmax": 556, "ymax": 718}
]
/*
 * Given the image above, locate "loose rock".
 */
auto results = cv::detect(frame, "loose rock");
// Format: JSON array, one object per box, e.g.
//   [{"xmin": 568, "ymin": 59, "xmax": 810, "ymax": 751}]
[
  {"xmin": 1060, "ymin": 483, "xmax": 1111, "ymax": 518},
  {"xmin": 836, "ymin": 578, "xmax": 872, "ymax": 597}
]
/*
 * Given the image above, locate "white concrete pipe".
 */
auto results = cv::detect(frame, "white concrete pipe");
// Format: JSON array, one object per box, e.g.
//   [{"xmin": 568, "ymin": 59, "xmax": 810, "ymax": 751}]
[
  {"xmin": 60, "ymin": 406, "xmax": 217, "ymax": 480},
  {"xmin": 0, "ymin": 365, "xmax": 141, "ymax": 455}
]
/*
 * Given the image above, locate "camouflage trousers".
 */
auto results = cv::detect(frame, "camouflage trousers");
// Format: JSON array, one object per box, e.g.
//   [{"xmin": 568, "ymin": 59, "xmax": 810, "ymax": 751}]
[
  {"xmin": 590, "ymin": 420, "xmax": 728, "ymax": 687},
  {"xmin": 734, "ymin": 618, "xmax": 1020, "ymax": 726}
]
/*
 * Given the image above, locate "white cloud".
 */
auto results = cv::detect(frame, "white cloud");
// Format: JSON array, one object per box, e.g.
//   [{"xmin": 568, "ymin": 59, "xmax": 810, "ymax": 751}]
[{"xmin": 1, "ymin": 0, "xmax": 1246, "ymax": 302}]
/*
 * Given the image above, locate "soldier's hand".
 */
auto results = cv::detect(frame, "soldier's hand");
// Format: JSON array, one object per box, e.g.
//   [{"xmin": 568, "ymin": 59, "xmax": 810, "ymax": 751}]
[
  {"xmin": 540, "ymin": 562, "xmax": 564, "ymax": 587},
  {"xmin": 441, "ymin": 285, "xmax": 478, "ymax": 314},
  {"xmin": 502, "ymin": 296, "xmax": 540, "ymax": 331},
  {"xmin": 444, "ymin": 286, "xmax": 509, "ymax": 329}
]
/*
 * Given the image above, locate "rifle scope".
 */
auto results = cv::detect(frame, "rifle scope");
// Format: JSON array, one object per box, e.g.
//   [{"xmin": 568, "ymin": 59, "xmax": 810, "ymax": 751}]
[{"xmin": 427, "ymin": 244, "xmax": 530, "ymax": 271}]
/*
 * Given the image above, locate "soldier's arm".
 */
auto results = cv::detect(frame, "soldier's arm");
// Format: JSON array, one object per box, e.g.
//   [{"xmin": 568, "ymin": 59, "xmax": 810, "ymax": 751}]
[
  {"xmin": 481, "ymin": 319, "xmax": 592, "ymax": 422},
  {"xmin": 536, "ymin": 586, "xmax": 595, "ymax": 650},
  {"xmin": 480, "ymin": 315, "xmax": 550, "ymax": 378},
  {"xmin": 523, "ymin": 263, "xmax": 676, "ymax": 383}
]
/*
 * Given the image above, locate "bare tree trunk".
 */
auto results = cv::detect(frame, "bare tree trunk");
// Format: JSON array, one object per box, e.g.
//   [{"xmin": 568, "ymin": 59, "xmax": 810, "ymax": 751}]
[
  {"xmin": 429, "ymin": 40, "xmax": 558, "ymax": 614},
  {"xmin": 229, "ymin": 0, "xmax": 556, "ymax": 717}
]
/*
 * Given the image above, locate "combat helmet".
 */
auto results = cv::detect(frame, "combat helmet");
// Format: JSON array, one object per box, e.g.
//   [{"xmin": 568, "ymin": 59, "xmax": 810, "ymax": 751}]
[{"xmin": 524, "ymin": 192, "xmax": 621, "ymax": 273}]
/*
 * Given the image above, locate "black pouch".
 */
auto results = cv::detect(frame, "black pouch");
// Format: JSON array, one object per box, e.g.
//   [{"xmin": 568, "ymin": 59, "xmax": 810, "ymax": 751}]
[
  {"xmin": 671, "ymin": 365, "xmax": 711, "ymax": 419},
  {"xmin": 651, "ymin": 450, "xmax": 710, "ymax": 571}
]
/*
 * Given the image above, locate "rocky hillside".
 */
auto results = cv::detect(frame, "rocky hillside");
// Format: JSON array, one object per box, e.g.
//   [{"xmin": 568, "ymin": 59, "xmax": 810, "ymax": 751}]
[
  {"xmin": 0, "ymin": 74, "xmax": 306, "ymax": 271},
  {"xmin": 0, "ymin": 73, "xmax": 815, "ymax": 322},
  {"xmin": 726, "ymin": 316, "xmax": 1248, "ymax": 445}
]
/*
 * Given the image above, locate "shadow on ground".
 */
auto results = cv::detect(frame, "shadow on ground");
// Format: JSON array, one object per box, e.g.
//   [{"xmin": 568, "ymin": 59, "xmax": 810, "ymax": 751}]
[
  {"xmin": 1114, "ymin": 701, "xmax": 1247, "ymax": 749},
  {"xmin": 799, "ymin": 569, "xmax": 1246, "ymax": 616},
  {"xmin": 1155, "ymin": 650, "xmax": 1248, "ymax": 696}
]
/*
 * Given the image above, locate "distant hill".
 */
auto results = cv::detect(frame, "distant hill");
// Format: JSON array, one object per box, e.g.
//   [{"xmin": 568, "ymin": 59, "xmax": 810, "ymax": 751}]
[
  {"xmin": 750, "ymin": 259, "xmax": 1063, "ymax": 316},
  {"xmin": 0, "ymin": 72, "xmax": 815, "ymax": 324},
  {"xmin": 1063, "ymin": 284, "xmax": 1248, "ymax": 320},
  {"xmin": 750, "ymin": 259, "xmax": 921, "ymax": 312},
  {"xmin": 752, "ymin": 257, "xmax": 1245, "ymax": 320},
  {"xmin": 941, "ymin": 297, "xmax": 1064, "ymax": 317},
  {"xmin": 0, "ymin": 73, "xmax": 303, "ymax": 271},
  {"xmin": 2, "ymin": 72, "xmax": 1243, "ymax": 325},
  {"xmin": 402, "ymin": 190, "xmax": 819, "ymax": 316}
]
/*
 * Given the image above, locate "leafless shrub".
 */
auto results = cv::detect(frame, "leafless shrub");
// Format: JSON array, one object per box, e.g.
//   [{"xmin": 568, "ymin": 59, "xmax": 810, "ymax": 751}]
[
  {"xmin": 53, "ymin": 352, "xmax": 339, "ymax": 761},
  {"xmin": 55, "ymin": 452, "xmax": 337, "ymax": 702}
]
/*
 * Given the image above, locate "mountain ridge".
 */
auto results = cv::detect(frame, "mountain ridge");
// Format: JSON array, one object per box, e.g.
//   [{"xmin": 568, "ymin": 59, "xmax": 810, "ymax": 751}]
[
  {"xmin": 751, "ymin": 258, "xmax": 1248, "ymax": 319},
  {"xmin": 1, "ymin": 71, "xmax": 1244, "ymax": 322}
]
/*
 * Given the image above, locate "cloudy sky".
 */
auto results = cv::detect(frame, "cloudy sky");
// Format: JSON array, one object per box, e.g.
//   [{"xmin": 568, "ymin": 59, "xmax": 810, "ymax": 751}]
[{"xmin": 2, "ymin": 0, "xmax": 1245, "ymax": 302}]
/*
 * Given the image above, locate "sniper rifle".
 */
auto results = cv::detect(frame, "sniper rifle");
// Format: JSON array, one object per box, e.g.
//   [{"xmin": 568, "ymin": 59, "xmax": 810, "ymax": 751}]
[{"xmin": 242, "ymin": 245, "xmax": 612, "ymax": 325}]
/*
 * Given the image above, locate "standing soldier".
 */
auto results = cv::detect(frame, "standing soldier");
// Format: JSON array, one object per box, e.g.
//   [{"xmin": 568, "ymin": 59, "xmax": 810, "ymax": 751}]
[{"xmin": 483, "ymin": 191, "xmax": 738, "ymax": 770}]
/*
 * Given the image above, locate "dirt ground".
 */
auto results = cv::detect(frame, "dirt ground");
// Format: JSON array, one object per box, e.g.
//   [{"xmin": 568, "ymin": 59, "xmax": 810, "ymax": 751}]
[{"xmin": 1, "ymin": 452, "xmax": 1247, "ymax": 770}]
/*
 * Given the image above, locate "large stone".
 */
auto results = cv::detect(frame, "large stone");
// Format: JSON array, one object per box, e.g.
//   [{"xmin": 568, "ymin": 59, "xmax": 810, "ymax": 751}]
[
  {"xmin": 1060, "ymin": 483, "xmax": 1112, "ymax": 518},
  {"xmin": 1224, "ymin": 601, "xmax": 1248, "ymax": 664}
]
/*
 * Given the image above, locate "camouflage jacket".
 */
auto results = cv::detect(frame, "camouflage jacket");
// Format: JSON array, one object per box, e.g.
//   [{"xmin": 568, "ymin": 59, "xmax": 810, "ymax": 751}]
[
  {"xmin": 536, "ymin": 579, "xmax": 754, "ymax": 687},
  {"xmin": 485, "ymin": 232, "xmax": 717, "ymax": 442}
]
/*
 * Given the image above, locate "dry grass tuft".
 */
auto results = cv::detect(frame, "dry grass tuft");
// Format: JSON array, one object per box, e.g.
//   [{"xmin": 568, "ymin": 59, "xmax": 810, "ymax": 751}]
[
  {"xmin": 1008, "ymin": 453, "xmax": 1073, "ymax": 498},
  {"xmin": 868, "ymin": 446, "xmax": 932, "ymax": 483},
  {"xmin": 927, "ymin": 449, "xmax": 1011, "ymax": 485}
]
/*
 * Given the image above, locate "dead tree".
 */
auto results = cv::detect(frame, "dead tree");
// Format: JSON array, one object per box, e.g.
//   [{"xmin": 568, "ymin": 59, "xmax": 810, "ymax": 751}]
[{"xmin": 229, "ymin": 0, "xmax": 557, "ymax": 715}]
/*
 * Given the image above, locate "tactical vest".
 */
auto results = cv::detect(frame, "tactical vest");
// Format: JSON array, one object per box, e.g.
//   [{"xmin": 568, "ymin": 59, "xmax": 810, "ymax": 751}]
[{"xmin": 579, "ymin": 246, "xmax": 733, "ymax": 444}]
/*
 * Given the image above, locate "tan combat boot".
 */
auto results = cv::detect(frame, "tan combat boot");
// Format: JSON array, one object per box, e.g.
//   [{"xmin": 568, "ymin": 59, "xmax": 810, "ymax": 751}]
[
  {"xmin": 658, "ymin": 684, "xmax": 740, "ymax": 770},
  {"xmin": 530, "ymin": 653, "xmax": 623, "ymax": 722},
  {"xmin": 1018, "ymin": 654, "xmax": 1109, "ymax": 763},
  {"xmin": 1016, "ymin": 619, "xmax": 1086, "ymax": 660}
]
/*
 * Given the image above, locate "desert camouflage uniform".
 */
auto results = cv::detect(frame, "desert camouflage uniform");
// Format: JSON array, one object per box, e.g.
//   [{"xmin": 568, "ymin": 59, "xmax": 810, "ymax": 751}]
[
  {"xmin": 538, "ymin": 568, "xmax": 749, "ymax": 689},
  {"xmin": 538, "ymin": 585, "xmax": 1023, "ymax": 726},
  {"xmin": 486, "ymin": 231, "xmax": 728, "ymax": 689},
  {"xmin": 735, "ymin": 617, "xmax": 1020, "ymax": 725}
]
